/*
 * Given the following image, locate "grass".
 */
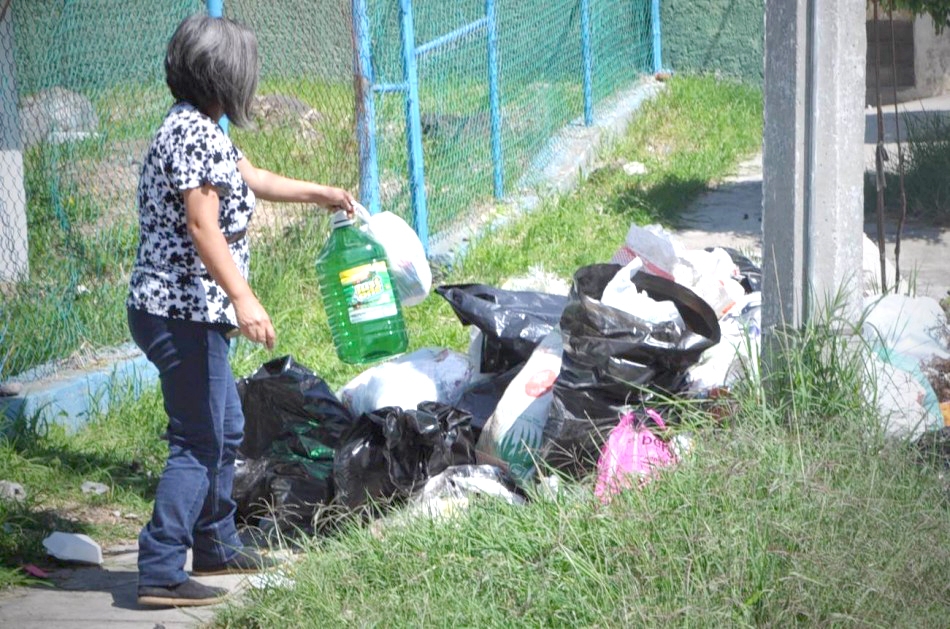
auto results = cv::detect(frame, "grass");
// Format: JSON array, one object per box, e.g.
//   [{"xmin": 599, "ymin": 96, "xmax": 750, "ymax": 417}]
[
  {"xmin": 9, "ymin": 75, "xmax": 946, "ymax": 625},
  {"xmin": 0, "ymin": 384, "xmax": 167, "ymax": 589},
  {"xmin": 210, "ymin": 422, "xmax": 949, "ymax": 626},
  {"xmin": 4, "ymin": 70, "xmax": 589, "ymax": 379},
  {"xmin": 2, "ymin": 77, "xmax": 358, "ymax": 379}
]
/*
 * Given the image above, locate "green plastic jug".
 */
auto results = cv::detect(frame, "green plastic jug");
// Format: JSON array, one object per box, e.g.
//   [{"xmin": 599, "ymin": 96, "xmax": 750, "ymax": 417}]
[{"xmin": 316, "ymin": 211, "xmax": 408, "ymax": 364}]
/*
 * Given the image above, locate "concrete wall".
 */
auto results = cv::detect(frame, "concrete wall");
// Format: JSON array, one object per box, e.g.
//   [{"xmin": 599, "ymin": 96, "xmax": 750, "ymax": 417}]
[
  {"xmin": 912, "ymin": 16, "xmax": 950, "ymax": 99},
  {"xmin": 661, "ymin": 0, "xmax": 765, "ymax": 84}
]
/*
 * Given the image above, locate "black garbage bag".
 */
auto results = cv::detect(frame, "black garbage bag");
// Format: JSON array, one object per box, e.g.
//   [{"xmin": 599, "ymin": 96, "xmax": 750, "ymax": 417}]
[
  {"xmin": 382, "ymin": 401, "xmax": 477, "ymax": 492},
  {"xmin": 234, "ymin": 356, "xmax": 355, "ymax": 530},
  {"xmin": 453, "ymin": 367, "xmax": 519, "ymax": 434},
  {"xmin": 711, "ymin": 246, "xmax": 762, "ymax": 294},
  {"xmin": 333, "ymin": 402, "xmax": 477, "ymax": 509},
  {"xmin": 436, "ymin": 284, "xmax": 568, "ymax": 373},
  {"xmin": 237, "ymin": 355, "xmax": 355, "ymax": 459},
  {"xmin": 538, "ymin": 415, "xmax": 625, "ymax": 479},
  {"xmin": 233, "ymin": 457, "xmax": 333, "ymax": 530},
  {"xmin": 233, "ymin": 457, "xmax": 270, "ymax": 520},
  {"xmin": 552, "ymin": 264, "xmax": 721, "ymax": 421},
  {"xmin": 539, "ymin": 265, "xmax": 720, "ymax": 479},
  {"xmin": 332, "ymin": 415, "xmax": 394, "ymax": 511},
  {"xmin": 260, "ymin": 459, "xmax": 334, "ymax": 529}
]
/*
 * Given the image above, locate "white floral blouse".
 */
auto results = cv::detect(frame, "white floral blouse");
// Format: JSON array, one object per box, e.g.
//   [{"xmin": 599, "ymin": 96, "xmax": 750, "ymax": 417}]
[{"xmin": 127, "ymin": 102, "xmax": 256, "ymax": 327}]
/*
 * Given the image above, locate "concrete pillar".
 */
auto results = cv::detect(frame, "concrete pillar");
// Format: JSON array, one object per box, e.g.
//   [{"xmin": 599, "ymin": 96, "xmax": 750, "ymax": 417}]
[
  {"xmin": 0, "ymin": 6, "xmax": 28, "ymax": 283},
  {"xmin": 762, "ymin": 0, "xmax": 865, "ymax": 334}
]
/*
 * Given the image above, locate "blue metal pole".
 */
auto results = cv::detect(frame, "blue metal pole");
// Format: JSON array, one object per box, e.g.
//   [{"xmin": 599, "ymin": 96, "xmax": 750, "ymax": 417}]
[
  {"xmin": 486, "ymin": 0, "xmax": 503, "ymax": 199},
  {"xmin": 580, "ymin": 0, "xmax": 593, "ymax": 126},
  {"xmin": 651, "ymin": 0, "xmax": 663, "ymax": 74},
  {"xmin": 416, "ymin": 17, "xmax": 489, "ymax": 58},
  {"xmin": 352, "ymin": 0, "xmax": 381, "ymax": 214},
  {"xmin": 398, "ymin": 0, "xmax": 428, "ymax": 251},
  {"xmin": 206, "ymin": 0, "xmax": 229, "ymax": 134}
]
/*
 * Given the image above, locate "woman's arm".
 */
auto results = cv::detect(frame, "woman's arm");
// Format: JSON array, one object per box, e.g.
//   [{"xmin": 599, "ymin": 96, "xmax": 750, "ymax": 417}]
[
  {"xmin": 237, "ymin": 157, "xmax": 356, "ymax": 211},
  {"xmin": 184, "ymin": 184, "xmax": 276, "ymax": 349}
]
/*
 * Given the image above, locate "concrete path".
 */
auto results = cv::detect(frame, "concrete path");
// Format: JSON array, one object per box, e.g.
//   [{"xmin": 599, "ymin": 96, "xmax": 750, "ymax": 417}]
[
  {"xmin": 0, "ymin": 546, "xmax": 255, "ymax": 629},
  {"xmin": 615, "ymin": 92, "xmax": 950, "ymax": 299},
  {"xmin": 674, "ymin": 137, "xmax": 950, "ymax": 302}
]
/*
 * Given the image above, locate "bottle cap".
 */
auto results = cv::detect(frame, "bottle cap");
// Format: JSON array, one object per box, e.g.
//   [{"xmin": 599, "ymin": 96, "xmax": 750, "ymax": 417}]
[{"xmin": 331, "ymin": 210, "xmax": 354, "ymax": 228}]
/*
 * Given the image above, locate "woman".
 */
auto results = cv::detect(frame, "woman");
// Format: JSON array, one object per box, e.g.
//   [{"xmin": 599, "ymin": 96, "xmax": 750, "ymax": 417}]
[{"xmin": 128, "ymin": 14, "xmax": 355, "ymax": 607}]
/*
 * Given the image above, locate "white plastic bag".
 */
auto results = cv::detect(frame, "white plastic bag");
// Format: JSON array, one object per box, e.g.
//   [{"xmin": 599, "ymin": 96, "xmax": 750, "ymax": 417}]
[
  {"xmin": 355, "ymin": 204, "xmax": 432, "ymax": 307},
  {"xmin": 610, "ymin": 223, "xmax": 745, "ymax": 318},
  {"xmin": 339, "ymin": 347, "xmax": 476, "ymax": 416},
  {"xmin": 610, "ymin": 223, "xmax": 682, "ymax": 278},
  {"xmin": 476, "ymin": 331, "xmax": 563, "ymax": 484},
  {"xmin": 601, "ymin": 260, "xmax": 683, "ymax": 326},
  {"xmin": 860, "ymin": 294, "xmax": 948, "ymax": 434}
]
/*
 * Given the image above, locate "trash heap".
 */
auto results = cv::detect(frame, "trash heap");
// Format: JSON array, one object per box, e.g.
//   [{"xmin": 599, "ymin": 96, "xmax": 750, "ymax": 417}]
[{"xmin": 232, "ymin": 223, "xmax": 950, "ymax": 534}]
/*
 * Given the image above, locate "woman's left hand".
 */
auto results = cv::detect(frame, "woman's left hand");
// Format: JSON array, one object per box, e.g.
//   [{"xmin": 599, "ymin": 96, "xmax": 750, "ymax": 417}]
[{"xmin": 325, "ymin": 187, "xmax": 357, "ymax": 217}]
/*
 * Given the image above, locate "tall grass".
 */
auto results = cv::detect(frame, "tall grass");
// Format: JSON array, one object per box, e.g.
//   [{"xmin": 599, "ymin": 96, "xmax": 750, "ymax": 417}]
[
  {"xmin": 205, "ymin": 78, "xmax": 950, "ymax": 628},
  {"xmin": 898, "ymin": 112, "xmax": 950, "ymax": 224},
  {"xmin": 212, "ymin": 286, "xmax": 950, "ymax": 628}
]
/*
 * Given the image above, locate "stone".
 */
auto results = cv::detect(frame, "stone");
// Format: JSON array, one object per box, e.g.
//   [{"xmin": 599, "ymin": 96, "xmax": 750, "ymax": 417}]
[
  {"xmin": 252, "ymin": 93, "xmax": 322, "ymax": 140},
  {"xmin": 80, "ymin": 481, "xmax": 109, "ymax": 496},
  {"xmin": 19, "ymin": 87, "xmax": 100, "ymax": 148},
  {"xmin": 0, "ymin": 480, "xmax": 26, "ymax": 501},
  {"xmin": 622, "ymin": 161, "xmax": 647, "ymax": 176}
]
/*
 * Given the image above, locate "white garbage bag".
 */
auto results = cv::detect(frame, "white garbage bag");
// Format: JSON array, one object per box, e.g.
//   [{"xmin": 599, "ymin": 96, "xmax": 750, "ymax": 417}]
[
  {"xmin": 339, "ymin": 348, "xmax": 477, "ymax": 417},
  {"xmin": 476, "ymin": 330, "xmax": 563, "ymax": 484},
  {"xmin": 355, "ymin": 204, "xmax": 432, "ymax": 307}
]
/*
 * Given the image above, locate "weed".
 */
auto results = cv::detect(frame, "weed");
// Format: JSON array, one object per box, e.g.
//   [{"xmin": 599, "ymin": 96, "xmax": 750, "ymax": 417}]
[{"xmin": 865, "ymin": 109, "xmax": 950, "ymax": 226}]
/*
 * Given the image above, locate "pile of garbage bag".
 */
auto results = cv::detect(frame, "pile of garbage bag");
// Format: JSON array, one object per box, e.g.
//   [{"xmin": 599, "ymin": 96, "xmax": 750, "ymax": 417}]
[
  {"xmin": 233, "ymin": 356, "xmax": 353, "ymax": 531},
  {"xmin": 233, "ymin": 223, "xmax": 950, "ymax": 531}
]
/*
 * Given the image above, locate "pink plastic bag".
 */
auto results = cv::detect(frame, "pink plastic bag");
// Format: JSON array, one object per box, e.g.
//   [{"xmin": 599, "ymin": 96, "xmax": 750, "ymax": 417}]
[{"xmin": 595, "ymin": 409, "xmax": 677, "ymax": 501}]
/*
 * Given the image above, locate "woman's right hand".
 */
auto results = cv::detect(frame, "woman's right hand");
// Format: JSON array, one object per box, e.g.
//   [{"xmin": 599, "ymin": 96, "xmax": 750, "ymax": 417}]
[{"xmin": 234, "ymin": 294, "xmax": 276, "ymax": 350}]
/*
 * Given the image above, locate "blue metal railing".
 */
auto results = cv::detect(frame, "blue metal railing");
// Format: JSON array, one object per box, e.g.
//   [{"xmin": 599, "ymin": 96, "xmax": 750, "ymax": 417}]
[
  {"xmin": 486, "ymin": 0, "xmax": 503, "ymax": 199},
  {"xmin": 353, "ymin": 0, "xmax": 382, "ymax": 215},
  {"xmin": 581, "ymin": 0, "xmax": 593, "ymax": 126},
  {"xmin": 352, "ymin": 0, "xmax": 503, "ymax": 253},
  {"xmin": 397, "ymin": 0, "xmax": 429, "ymax": 249},
  {"xmin": 651, "ymin": 0, "xmax": 663, "ymax": 73},
  {"xmin": 206, "ymin": 0, "xmax": 229, "ymax": 134}
]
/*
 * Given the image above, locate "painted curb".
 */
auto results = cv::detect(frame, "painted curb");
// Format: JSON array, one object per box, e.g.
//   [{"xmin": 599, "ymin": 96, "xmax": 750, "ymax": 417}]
[{"xmin": 1, "ymin": 347, "xmax": 158, "ymax": 433}]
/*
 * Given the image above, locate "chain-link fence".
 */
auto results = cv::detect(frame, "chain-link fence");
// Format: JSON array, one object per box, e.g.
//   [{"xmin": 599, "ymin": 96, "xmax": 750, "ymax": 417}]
[
  {"xmin": 225, "ymin": 0, "xmax": 358, "ymax": 232},
  {"xmin": 1, "ymin": 0, "xmax": 654, "ymax": 380},
  {"xmin": 2, "ymin": 0, "xmax": 202, "ymax": 381},
  {"xmin": 362, "ymin": 0, "xmax": 655, "ymax": 240}
]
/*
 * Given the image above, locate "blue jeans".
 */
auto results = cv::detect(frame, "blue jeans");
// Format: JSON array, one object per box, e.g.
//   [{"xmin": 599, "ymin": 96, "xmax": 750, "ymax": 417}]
[{"xmin": 128, "ymin": 308, "xmax": 244, "ymax": 587}]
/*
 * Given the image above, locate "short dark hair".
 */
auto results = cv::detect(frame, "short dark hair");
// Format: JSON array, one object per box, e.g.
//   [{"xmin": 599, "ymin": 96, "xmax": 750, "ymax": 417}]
[{"xmin": 165, "ymin": 14, "xmax": 258, "ymax": 127}]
